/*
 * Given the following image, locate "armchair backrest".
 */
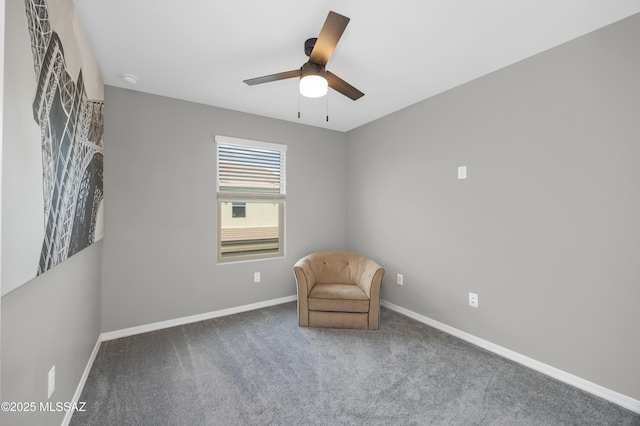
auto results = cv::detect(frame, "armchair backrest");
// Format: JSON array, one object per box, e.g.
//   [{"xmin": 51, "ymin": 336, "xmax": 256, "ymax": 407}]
[{"xmin": 306, "ymin": 251, "xmax": 369, "ymax": 285}]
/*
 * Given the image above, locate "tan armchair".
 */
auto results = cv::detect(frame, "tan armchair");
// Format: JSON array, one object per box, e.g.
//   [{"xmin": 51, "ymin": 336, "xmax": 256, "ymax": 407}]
[{"xmin": 293, "ymin": 251, "xmax": 385, "ymax": 330}]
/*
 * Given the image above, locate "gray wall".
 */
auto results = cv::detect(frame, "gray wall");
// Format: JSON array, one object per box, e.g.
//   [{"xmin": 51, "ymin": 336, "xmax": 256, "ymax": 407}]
[
  {"xmin": 346, "ymin": 14, "xmax": 640, "ymax": 400},
  {"xmin": 0, "ymin": 241, "xmax": 102, "ymax": 426},
  {"xmin": 1, "ymin": 0, "xmax": 103, "ymax": 423},
  {"xmin": 101, "ymin": 87, "xmax": 347, "ymax": 332}
]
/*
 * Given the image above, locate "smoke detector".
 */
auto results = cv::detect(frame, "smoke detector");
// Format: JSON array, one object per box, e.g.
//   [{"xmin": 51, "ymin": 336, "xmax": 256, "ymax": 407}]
[{"xmin": 120, "ymin": 73, "xmax": 138, "ymax": 85}]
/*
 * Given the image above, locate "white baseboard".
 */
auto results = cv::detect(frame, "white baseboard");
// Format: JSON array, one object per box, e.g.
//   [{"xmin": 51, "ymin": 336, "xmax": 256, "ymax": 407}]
[
  {"xmin": 381, "ymin": 299, "xmax": 640, "ymax": 414},
  {"xmin": 101, "ymin": 295, "xmax": 297, "ymax": 341},
  {"xmin": 62, "ymin": 337, "xmax": 102, "ymax": 426}
]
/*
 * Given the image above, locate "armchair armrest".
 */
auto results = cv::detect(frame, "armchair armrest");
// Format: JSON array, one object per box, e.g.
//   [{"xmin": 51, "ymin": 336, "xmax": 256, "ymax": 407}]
[
  {"xmin": 357, "ymin": 258, "xmax": 384, "ymax": 298},
  {"xmin": 358, "ymin": 259, "xmax": 384, "ymax": 330},
  {"xmin": 293, "ymin": 258, "xmax": 317, "ymax": 296},
  {"xmin": 293, "ymin": 258, "xmax": 316, "ymax": 327}
]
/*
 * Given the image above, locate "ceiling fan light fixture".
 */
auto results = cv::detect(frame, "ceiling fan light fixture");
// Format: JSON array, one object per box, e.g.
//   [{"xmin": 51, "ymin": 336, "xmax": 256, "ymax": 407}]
[
  {"xmin": 300, "ymin": 75, "xmax": 328, "ymax": 98},
  {"xmin": 299, "ymin": 62, "xmax": 328, "ymax": 98}
]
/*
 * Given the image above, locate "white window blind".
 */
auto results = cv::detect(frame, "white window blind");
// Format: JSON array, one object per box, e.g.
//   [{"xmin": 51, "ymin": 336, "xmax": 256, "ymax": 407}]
[{"xmin": 216, "ymin": 135, "xmax": 286, "ymax": 200}]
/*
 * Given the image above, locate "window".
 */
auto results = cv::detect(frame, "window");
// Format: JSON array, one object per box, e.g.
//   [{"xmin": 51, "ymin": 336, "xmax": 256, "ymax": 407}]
[
  {"xmin": 216, "ymin": 135, "xmax": 286, "ymax": 262},
  {"xmin": 231, "ymin": 202, "xmax": 246, "ymax": 218}
]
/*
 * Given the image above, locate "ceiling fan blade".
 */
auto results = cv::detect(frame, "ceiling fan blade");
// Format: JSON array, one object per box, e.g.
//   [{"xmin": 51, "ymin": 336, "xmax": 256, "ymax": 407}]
[
  {"xmin": 326, "ymin": 71, "xmax": 364, "ymax": 100},
  {"xmin": 309, "ymin": 11, "xmax": 350, "ymax": 67},
  {"xmin": 243, "ymin": 69, "xmax": 301, "ymax": 86}
]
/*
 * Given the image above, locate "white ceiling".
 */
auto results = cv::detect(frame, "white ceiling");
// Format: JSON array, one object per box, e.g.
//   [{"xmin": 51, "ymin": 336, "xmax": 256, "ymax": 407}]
[{"xmin": 73, "ymin": 0, "xmax": 640, "ymax": 132}]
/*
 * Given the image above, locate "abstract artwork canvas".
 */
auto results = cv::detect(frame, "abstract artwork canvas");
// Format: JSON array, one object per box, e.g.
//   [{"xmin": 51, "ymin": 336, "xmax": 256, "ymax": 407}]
[{"xmin": 1, "ymin": 0, "xmax": 104, "ymax": 295}]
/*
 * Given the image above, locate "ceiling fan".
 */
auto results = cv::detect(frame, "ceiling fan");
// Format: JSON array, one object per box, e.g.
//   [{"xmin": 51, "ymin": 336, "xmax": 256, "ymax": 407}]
[{"xmin": 243, "ymin": 11, "xmax": 364, "ymax": 101}]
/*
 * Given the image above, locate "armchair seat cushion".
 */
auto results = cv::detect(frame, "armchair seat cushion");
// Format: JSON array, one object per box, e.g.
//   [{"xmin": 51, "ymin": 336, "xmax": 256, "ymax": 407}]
[{"xmin": 308, "ymin": 284, "xmax": 370, "ymax": 313}]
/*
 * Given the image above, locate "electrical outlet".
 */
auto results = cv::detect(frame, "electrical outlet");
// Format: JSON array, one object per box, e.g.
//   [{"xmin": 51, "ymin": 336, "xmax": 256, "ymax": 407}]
[
  {"xmin": 48, "ymin": 366, "xmax": 55, "ymax": 398},
  {"xmin": 397, "ymin": 273, "xmax": 404, "ymax": 285},
  {"xmin": 469, "ymin": 292, "xmax": 478, "ymax": 308},
  {"xmin": 254, "ymin": 272, "xmax": 261, "ymax": 283},
  {"xmin": 458, "ymin": 166, "xmax": 467, "ymax": 180}
]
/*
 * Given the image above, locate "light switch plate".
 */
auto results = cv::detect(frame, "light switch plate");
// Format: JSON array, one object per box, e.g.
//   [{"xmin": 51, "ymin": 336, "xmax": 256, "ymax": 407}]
[
  {"xmin": 458, "ymin": 166, "xmax": 467, "ymax": 180},
  {"xmin": 469, "ymin": 292, "xmax": 478, "ymax": 308}
]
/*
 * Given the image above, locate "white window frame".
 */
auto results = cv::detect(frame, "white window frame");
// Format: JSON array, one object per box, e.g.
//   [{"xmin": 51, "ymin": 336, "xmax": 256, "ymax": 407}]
[{"xmin": 215, "ymin": 135, "xmax": 286, "ymax": 263}]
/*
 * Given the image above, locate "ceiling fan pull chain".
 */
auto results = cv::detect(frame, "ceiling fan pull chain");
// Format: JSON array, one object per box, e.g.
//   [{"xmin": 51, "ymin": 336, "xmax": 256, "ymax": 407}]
[
  {"xmin": 326, "ymin": 91, "xmax": 329, "ymax": 122},
  {"xmin": 298, "ymin": 89, "xmax": 301, "ymax": 119}
]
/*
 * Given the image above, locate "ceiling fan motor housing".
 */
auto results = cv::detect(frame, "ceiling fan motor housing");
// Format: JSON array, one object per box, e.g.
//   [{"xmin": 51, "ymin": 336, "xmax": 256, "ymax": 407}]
[{"xmin": 301, "ymin": 61, "xmax": 326, "ymax": 78}]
